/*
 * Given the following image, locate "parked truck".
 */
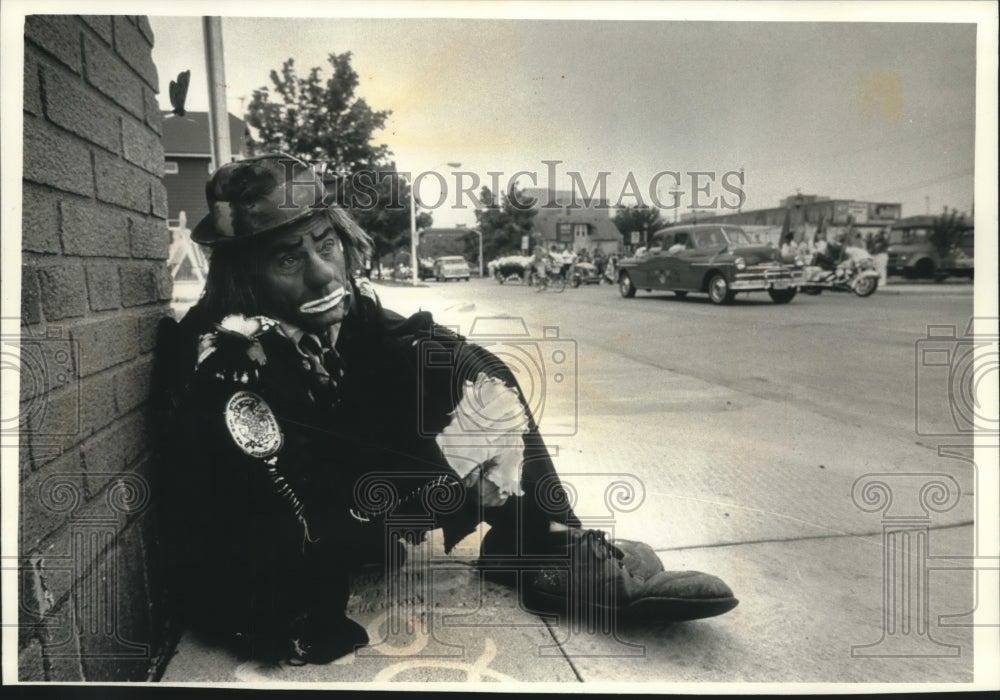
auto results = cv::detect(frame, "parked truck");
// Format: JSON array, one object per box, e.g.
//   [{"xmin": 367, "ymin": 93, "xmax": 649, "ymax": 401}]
[{"xmin": 887, "ymin": 215, "xmax": 974, "ymax": 280}]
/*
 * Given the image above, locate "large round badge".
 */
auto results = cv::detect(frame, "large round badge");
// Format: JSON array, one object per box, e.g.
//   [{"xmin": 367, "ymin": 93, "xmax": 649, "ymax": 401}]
[{"xmin": 224, "ymin": 391, "xmax": 284, "ymax": 459}]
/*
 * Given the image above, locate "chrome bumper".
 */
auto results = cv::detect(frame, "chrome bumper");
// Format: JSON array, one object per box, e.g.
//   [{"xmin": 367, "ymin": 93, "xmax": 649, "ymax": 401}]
[{"xmin": 730, "ymin": 268, "xmax": 804, "ymax": 291}]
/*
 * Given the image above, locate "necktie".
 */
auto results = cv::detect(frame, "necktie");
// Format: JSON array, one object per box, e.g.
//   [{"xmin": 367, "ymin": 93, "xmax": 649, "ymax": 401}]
[{"xmin": 299, "ymin": 334, "xmax": 342, "ymax": 406}]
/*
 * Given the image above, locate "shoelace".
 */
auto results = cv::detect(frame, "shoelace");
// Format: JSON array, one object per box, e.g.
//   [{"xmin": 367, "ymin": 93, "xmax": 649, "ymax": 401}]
[{"xmin": 573, "ymin": 529, "xmax": 626, "ymax": 568}]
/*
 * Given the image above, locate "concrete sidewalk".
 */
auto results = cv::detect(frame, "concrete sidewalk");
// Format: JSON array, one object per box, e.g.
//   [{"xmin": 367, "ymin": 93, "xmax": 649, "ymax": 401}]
[
  {"xmin": 160, "ymin": 523, "xmax": 976, "ymax": 685},
  {"xmin": 159, "ymin": 281, "xmax": 985, "ymax": 687}
]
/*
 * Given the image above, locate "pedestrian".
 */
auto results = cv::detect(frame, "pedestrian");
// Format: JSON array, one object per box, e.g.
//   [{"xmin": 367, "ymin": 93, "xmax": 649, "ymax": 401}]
[
  {"xmin": 811, "ymin": 231, "xmax": 829, "ymax": 265},
  {"xmin": 593, "ymin": 249, "xmax": 607, "ymax": 279},
  {"xmin": 872, "ymin": 228, "xmax": 889, "ymax": 286},
  {"xmin": 532, "ymin": 238, "xmax": 549, "ymax": 284},
  {"xmin": 605, "ymin": 252, "xmax": 619, "ymax": 283},
  {"xmin": 153, "ymin": 154, "xmax": 738, "ymax": 666},
  {"xmin": 558, "ymin": 244, "xmax": 577, "ymax": 280},
  {"xmin": 780, "ymin": 233, "xmax": 798, "ymax": 262}
]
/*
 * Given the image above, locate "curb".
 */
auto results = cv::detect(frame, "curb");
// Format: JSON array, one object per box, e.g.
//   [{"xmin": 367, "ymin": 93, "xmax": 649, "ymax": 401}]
[{"xmin": 879, "ymin": 285, "xmax": 974, "ymax": 295}]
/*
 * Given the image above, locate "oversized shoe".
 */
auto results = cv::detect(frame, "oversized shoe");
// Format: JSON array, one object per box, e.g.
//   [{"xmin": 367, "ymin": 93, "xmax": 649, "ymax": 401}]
[
  {"xmin": 285, "ymin": 612, "xmax": 369, "ymax": 666},
  {"xmin": 481, "ymin": 528, "xmax": 738, "ymax": 623}
]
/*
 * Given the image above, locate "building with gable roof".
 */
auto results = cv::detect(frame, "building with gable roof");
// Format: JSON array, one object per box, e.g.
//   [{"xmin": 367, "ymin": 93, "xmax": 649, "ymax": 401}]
[
  {"xmin": 161, "ymin": 111, "xmax": 248, "ymax": 227},
  {"xmin": 520, "ymin": 188, "xmax": 624, "ymax": 254}
]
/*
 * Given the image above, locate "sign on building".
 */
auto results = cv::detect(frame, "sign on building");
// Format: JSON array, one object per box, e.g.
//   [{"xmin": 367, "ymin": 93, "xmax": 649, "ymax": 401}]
[{"xmin": 847, "ymin": 202, "xmax": 869, "ymax": 223}]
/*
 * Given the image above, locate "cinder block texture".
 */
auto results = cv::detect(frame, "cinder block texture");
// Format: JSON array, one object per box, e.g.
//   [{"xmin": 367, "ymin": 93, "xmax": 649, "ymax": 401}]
[{"xmin": 19, "ymin": 14, "xmax": 172, "ymax": 681}]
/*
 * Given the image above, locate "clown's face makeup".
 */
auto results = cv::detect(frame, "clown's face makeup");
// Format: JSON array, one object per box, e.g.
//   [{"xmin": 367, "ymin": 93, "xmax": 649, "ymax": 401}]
[{"xmin": 256, "ymin": 215, "xmax": 352, "ymax": 333}]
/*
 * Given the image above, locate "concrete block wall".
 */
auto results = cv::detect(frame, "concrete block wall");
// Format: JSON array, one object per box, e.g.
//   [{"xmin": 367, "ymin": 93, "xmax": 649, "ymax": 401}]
[{"xmin": 19, "ymin": 14, "xmax": 173, "ymax": 682}]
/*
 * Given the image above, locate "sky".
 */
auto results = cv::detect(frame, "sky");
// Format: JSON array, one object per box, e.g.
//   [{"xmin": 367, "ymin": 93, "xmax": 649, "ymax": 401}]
[{"xmin": 144, "ymin": 6, "xmax": 981, "ymax": 229}]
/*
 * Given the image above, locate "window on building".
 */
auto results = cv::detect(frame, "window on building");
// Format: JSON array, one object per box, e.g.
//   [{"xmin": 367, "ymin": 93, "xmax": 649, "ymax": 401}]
[
  {"xmin": 164, "ymin": 161, "xmax": 179, "ymax": 175},
  {"xmin": 573, "ymin": 223, "xmax": 588, "ymax": 238}
]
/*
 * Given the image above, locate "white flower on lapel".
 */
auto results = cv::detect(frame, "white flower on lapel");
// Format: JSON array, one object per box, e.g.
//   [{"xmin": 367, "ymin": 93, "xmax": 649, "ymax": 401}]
[{"xmin": 196, "ymin": 314, "xmax": 278, "ymax": 375}]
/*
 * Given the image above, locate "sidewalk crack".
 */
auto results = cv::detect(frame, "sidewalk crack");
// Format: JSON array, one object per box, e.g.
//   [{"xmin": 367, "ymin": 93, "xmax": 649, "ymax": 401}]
[
  {"xmin": 541, "ymin": 617, "xmax": 584, "ymax": 682},
  {"xmin": 657, "ymin": 520, "xmax": 973, "ymax": 553}
]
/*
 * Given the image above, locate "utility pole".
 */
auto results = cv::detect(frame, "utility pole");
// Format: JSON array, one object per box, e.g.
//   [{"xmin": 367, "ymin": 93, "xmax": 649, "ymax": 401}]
[{"xmin": 202, "ymin": 17, "xmax": 230, "ymax": 171}]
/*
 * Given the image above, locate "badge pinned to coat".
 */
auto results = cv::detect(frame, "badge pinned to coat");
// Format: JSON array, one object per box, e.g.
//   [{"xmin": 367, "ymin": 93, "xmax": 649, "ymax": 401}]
[{"xmin": 224, "ymin": 390, "xmax": 284, "ymax": 459}]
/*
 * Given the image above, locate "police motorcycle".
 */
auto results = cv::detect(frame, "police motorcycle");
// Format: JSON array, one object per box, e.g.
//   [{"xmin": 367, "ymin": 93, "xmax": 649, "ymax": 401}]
[{"xmin": 799, "ymin": 245, "xmax": 880, "ymax": 297}]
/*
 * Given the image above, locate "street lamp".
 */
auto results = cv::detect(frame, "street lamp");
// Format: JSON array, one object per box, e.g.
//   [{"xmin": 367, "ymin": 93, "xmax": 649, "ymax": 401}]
[{"xmin": 409, "ymin": 162, "xmax": 462, "ymax": 285}]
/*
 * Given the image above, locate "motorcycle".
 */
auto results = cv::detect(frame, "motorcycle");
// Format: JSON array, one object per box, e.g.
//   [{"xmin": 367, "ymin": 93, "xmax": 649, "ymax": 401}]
[
  {"xmin": 799, "ymin": 247, "xmax": 880, "ymax": 297},
  {"xmin": 569, "ymin": 261, "xmax": 605, "ymax": 287}
]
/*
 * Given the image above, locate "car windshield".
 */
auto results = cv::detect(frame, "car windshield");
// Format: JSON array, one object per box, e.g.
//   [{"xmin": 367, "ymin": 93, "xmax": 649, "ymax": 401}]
[
  {"xmin": 721, "ymin": 229, "xmax": 761, "ymax": 246},
  {"xmin": 440, "ymin": 257, "xmax": 466, "ymax": 264}
]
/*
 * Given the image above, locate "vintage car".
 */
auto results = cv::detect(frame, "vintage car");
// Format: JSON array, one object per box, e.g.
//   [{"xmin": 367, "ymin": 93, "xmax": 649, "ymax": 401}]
[
  {"xmin": 617, "ymin": 224, "xmax": 804, "ymax": 304},
  {"xmin": 491, "ymin": 255, "xmax": 533, "ymax": 283},
  {"xmin": 433, "ymin": 255, "xmax": 471, "ymax": 281},
  {"xmin": 418, "ymin": 257, "xmax": 436, "ymax": 280}
]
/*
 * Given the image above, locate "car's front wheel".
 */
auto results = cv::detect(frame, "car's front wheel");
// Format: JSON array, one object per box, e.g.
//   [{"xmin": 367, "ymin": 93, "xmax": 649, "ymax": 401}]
[
  {"xmin": 619, "ymin": 272, "xmax": 636, "ymax": 298},
  {"xmin": 707, "ymin": 273, "xmax": 735, "ymax": 305},
  {"xmin": 768, "ymin": 288, "xmax": 797, "ymax": 304}
]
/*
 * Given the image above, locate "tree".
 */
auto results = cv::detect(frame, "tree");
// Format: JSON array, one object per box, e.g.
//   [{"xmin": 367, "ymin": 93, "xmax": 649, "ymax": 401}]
[
  {"xmin": 246, "ymin": 53, "xmax": 391, "ymax": 175},
  {"xmin": 930, "ymin": 207, "xmax": 971, "ymax": 256},
  {"xmin": 613, "ymin": 205, "xmax": 665, "ymax": 248},
  {"xmin": 245, "ymin": 53, "xmax": 428, "ymax": 269},
  {"xmin": 474, "ymin": 183, "xmax": 538, "ymax": 262}
]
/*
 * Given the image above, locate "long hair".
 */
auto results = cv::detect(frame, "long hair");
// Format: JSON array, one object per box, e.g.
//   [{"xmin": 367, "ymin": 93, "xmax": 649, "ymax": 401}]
[{"xmin": 196, "ymin": 207, "xmax": 375, "ymax": 324}]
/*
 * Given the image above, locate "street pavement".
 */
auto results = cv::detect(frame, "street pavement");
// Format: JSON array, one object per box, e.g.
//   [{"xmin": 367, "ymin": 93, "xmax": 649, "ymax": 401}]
[{"xmin": 162, "ymin": 276, "xmax": 996, "ymax": 688}]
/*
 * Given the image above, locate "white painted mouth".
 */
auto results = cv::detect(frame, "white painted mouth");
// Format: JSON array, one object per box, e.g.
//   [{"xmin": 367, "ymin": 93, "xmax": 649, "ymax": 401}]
[{"xmin": 299, "ymin": 287, "xmax": 346, "ymax": 314}]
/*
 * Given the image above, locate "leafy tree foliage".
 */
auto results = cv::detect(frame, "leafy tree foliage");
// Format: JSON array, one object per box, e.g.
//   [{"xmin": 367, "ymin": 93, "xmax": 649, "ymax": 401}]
[
  {"xmin": 474, "ymin": 184, "xmax": 538, "ymax": 262},
  {"xmin": 613, "ymin": 205, "xmax": 665, "ymax": 247},
  {"xmin": 930, "ymin": 207, "xmax": 972, "ymax": 255},
  {"xmin": 245, "ymin": 53, "xmax": 430, "ymax": 269},
  {"xmin": 246, "ymin": 53, "xmax": 391, "ymax": 174}
]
